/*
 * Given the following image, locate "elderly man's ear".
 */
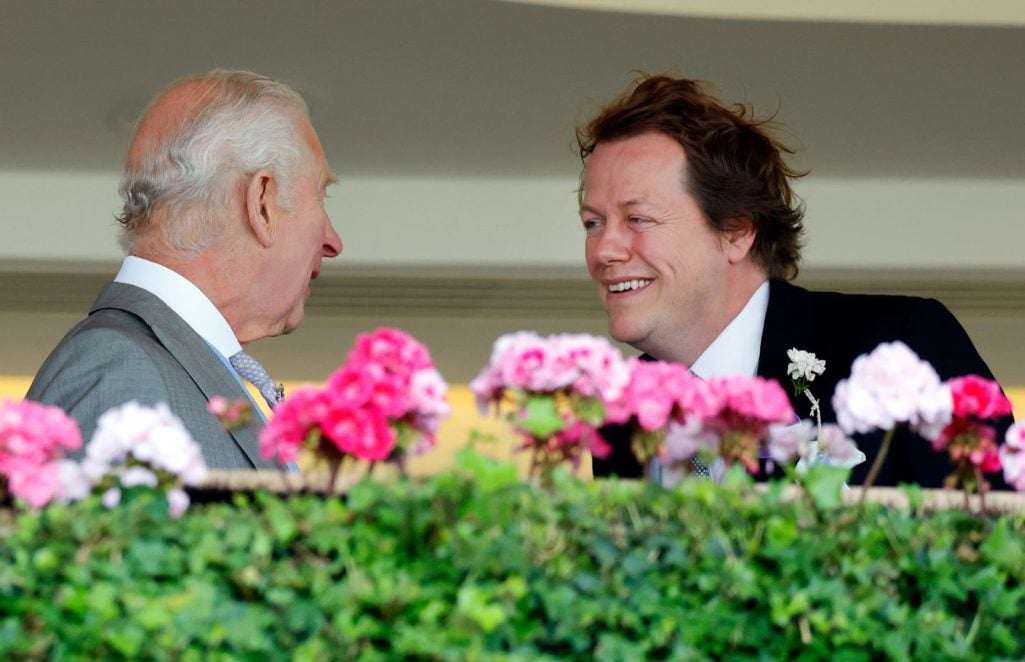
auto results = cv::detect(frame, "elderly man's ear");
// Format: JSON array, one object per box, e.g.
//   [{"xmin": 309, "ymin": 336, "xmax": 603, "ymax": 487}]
[
  {"xmin": 245, "ymin": 169, "xmax": 279, "ymax": 248},
  {"xmin": 722, "ymin": 217, "xmax": 757, "ymax": 264}
]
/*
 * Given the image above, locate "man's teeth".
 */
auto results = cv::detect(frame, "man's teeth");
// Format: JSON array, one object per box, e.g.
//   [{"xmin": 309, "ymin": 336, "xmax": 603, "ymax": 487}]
[{"xmin": 608, "ymin": 279, "xmax": 652, "ymax": 293}]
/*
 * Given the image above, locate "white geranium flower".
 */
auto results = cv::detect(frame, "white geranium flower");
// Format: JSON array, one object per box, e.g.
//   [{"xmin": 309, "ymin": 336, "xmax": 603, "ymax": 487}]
[
  {"xmin": 120, "ymin": 466, "xmax": 158, "ymax": 488},
  {"xmin": 81, "ymin": 401, "xmax": 210, "ymax": 497},
  {"xmin": 786, "ymin": 349, "xmax": 826, "ymax": 383},
  {"xmin": 832, "ymin": 341, "xmax": 952, "ymax": 436}
]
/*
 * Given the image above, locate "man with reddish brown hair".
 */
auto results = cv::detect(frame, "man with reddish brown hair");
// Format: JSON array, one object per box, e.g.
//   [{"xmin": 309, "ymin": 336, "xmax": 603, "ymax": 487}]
[{"xmin": 580, "ymin": 74, "xmax": 1010, "ymax": 487}]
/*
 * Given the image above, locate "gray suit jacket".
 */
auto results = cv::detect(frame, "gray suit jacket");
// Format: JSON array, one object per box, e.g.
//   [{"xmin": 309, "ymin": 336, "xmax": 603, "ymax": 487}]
[{"xmin": 27, "ymin": 282, "xmax": 279, "ymax": 469}]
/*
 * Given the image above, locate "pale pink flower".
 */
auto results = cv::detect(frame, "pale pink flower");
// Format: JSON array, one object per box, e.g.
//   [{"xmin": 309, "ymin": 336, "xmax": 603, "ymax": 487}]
[
  {"xmin": 206, "ymin": 396, "xmax": 251, "ymax": 430},
  {"xmin": 832, "ymin": 341, "xmax": 952, "ymax": 436},
  {"xmin": 410, "ymin": 368, "xmax": 451, "ymax": 437},
  {"xmin": 817, "ymin": 424, "xmax": 866, "ymax": 468},
  {"xmin": 662, "ymin": 417, "xmax": 718, "ymax": 463},
  {"xmin": 1000, "ymin": 423, "xmax": 1025, "ymax": 491},
  {"xmin": 167, "ymin": 488, "xmax": 190, "ymax": 520},
  {"xmin": 101, "ymin": 487, "xmax": 121, "ymax": 509},
  {"xmin": 767, "ymin": 420, "xmax": 816, "ymax": 465},
  {"xmin": 473, "ymin": 331, "xmax": 629, "ymax": 401},
  {"xmin": 7, "ymin": 461, "xmax": 61, "ymax": 508},
  {"xmin": 558, "ymin": 334, "xmax": 631, "ymax": 401},
  {"xmin": 55, "ymin": 459, "xmax": 92, "ymax": 504},
  {"xmin": 207, "ymin": 396, "xmax": 229, "ymax": 416}
]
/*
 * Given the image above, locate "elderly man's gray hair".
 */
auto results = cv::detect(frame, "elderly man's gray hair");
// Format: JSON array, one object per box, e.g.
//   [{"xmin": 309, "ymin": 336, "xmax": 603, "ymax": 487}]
[{"xmin": 116, "ymin": 70, "xmax": 311, "ymax": 253}]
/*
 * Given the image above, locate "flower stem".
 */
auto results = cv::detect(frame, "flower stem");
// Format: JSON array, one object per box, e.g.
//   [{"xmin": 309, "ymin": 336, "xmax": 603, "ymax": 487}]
[
  {"xmin": 804, "ymin": 389, "xmax": 822, "ymax": 463},
  {"xmin": 859, "ymin": 426, "xmax": 895, "ymax": 505},
  {"xmin": 328, "ymin": 457, "xmax": 341, "ymax": 494},
  {"xmin": 975, "ymin": 465, "xmax": 987, "ymax": 515}
]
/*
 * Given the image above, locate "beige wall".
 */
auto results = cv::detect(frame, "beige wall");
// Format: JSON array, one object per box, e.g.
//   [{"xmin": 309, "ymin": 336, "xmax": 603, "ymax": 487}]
[{"xmin": 3, "ymin": 171, "xmax": 1025, "ymax": 269}]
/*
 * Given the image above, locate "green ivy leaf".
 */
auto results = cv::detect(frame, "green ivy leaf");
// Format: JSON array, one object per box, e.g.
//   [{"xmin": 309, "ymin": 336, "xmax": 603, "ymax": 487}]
[
  {"xmin": 517, "ymin": 394, "xmax": 565, "ymax": 438},
  {"xmin": 804, "ymin": 464, "xmax": 850, "ymax": 510},
  {"xmin": 981, "ymin": 519, "xmax": 1025, "ymax": 574},
  {"xmin": 456, "ymin": 585, "xmax": 506, "ymax": 633},
  {"xmin": 573, "ymin": 396, "xmax": 606, "ymax": 426}
]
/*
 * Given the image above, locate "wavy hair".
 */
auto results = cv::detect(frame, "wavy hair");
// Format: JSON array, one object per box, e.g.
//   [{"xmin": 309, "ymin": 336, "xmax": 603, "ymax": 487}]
[{"xmin": 577, "ymin": 74, "xmax": 805, "ymax": 280}]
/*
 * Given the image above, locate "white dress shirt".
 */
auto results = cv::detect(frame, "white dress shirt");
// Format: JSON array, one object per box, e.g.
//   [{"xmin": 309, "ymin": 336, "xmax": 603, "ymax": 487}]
[
  {"xmin": 115, "ymin": 256, "xmax": 241, "ymax": 359},
  {"xmin": 689, "ymin": 280, "xmax": 770, "ymax": 380}
]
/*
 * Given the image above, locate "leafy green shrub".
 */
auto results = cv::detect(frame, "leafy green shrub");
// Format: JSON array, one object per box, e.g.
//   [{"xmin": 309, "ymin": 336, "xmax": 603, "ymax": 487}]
[{"xmin": 1, "ymin": 452, "xmax": 1023, "ymax": 660}]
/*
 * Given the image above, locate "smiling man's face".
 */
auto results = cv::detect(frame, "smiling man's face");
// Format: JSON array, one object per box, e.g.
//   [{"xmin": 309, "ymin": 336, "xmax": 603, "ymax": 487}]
[{"xmin": 580, "ymin": 131, "xmax": 737, "ymax": 362}]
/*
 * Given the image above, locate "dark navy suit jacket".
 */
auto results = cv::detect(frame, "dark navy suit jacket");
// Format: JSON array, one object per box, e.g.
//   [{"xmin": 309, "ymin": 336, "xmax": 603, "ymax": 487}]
[{"xmin": 593, "ymin": 279, "xmax": 1013, "ymax": 488}]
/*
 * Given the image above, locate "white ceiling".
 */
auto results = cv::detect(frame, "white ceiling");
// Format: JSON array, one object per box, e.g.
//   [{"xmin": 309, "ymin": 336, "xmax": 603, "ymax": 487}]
[{"xmin": 1, "ymin": 0, "xmax": 1023, "ymax": 180}]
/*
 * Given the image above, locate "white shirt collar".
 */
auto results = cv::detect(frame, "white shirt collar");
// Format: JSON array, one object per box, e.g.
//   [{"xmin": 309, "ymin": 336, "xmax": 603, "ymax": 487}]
[
  {"xmin": 689, "ymin": 280, "xmax": 769, "ymax": 380},
  {"xmin": 114, "ymin": 256, "xmax": 242, "ymax": 359}
]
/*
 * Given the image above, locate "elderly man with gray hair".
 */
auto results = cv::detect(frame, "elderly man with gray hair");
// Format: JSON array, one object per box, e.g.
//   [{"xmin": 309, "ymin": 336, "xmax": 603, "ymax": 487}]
[{"xmin": 28, "ymin": 69, "xmax": 343, "ymax": 469}]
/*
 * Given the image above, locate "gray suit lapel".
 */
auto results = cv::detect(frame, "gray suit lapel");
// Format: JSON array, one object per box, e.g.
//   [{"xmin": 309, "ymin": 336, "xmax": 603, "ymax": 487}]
[{"xmin": 91, "ymin": 282, "xmax": 277, "ymax": 469}]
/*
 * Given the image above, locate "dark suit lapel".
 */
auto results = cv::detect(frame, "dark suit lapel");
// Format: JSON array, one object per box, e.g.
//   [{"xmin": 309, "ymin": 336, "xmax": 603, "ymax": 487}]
[
  {"xmin": 757, "ymin": 280, "xmax": 822, "ymax": 420},
  {"xmin": 91, "ymin": 283, "xmax": 275, "ymax": 469}
]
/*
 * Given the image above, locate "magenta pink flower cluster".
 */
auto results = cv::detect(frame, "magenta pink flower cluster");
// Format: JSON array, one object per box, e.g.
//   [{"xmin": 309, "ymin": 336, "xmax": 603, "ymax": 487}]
[
  {"xmin": 260, "ymin": 328, "xmax": 450, "ymax": 467},
  {"xmin": 0, "ymin": 399, "xmax": 82, "ymax": 508},
  {"xmin": 471, "ymin": 332, "xmax": 631, "ymax": 472},
  {"xmin": 471, "ymin": 331, "xmax": 630, "ymax": 408},
  {"xmin": 931, "ymin": 375, "xmax": 1014, "ymax": 488},
  {"xmin": 605, "ymin": 360, "xmax": 797, "ymax": 474}
]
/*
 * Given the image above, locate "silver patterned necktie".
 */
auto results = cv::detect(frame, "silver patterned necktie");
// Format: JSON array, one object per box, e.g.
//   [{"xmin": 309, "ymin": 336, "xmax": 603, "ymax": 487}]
[
  {"xmin": 229, "ymin": 350, "xmax": 283, "ymax": 409},
  {"xmin": 687, "ymin": 368, "xmax": 710, "ymax": 478}
]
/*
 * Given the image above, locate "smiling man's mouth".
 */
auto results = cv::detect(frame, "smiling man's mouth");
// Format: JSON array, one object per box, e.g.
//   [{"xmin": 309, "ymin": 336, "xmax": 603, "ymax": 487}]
[{"xmin": 608, "ymin": 279, "xmax": 653, "ymax": 293}]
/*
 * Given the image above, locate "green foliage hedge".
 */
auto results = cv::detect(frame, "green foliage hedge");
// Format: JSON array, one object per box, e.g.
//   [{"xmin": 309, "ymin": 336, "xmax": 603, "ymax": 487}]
[{"xmin": 2, "ymin": 451, "xmax": 1024, "ymax": 660}]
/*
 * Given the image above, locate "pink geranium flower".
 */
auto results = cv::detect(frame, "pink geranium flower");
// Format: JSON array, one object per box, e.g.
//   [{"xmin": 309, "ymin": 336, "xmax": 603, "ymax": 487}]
[
  {"xmin": 0, "ymin": 399, "xmax": 82, "ymax": 508},
  {"xmin": 949, "ymin": 375, "xmax": 1013, "ymax": 420},
  {"xmin": 930, "ymin": 375, "xmax": 1012, "ymax": 492},
  {"xmin": 606, "ymin": 363, "xmax": 795, "ymax": 477},
  {"xmin": 259, "ymin": 328, "xmax": 448, "ymax": 485},
  {"xmin": 702, "ymin": 376, "xmax": 796, "ymax": 474},
  {"xmin": 471, "ymin": 332, "xmax": 629, "ymax": 479}
]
